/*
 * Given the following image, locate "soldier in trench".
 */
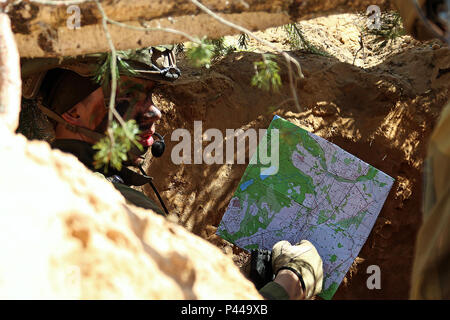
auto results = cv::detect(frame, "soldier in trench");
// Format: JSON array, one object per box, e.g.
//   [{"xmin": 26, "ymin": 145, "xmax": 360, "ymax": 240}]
[{"xmin": 21, "ymin": 47, "xmax": 180, "ymax": 216}]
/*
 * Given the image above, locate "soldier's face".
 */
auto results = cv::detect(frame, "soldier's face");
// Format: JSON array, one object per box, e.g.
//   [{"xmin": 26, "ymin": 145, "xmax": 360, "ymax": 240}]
[
  {"xmin": 116, "ymin": 76, "xmax": 162, "ymax": 147},
  {"xmin": 58, "ymin": 76, "xmax": 162, "ymax": 147}
]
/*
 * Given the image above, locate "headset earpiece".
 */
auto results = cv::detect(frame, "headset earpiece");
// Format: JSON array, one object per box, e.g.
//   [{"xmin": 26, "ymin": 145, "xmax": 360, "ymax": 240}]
[{"xmin": 151, "ymin": 132, "xmax": 165, "ymax": 157}]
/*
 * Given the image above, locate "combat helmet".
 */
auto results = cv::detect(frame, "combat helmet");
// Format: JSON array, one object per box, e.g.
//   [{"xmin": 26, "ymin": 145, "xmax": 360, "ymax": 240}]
[
  {"xmin": 20, "ymin": 45, "xmax": 180, "ymax": 149},
  {"xmin": 21, "ymin": 45, "xmax": 180, "ymax": 99}
]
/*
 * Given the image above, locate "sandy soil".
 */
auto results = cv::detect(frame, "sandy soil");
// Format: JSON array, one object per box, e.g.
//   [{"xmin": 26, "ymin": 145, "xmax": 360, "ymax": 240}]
[{"xmin": 140, "ymin": 14, "xmax": 450, "ymax": 299}]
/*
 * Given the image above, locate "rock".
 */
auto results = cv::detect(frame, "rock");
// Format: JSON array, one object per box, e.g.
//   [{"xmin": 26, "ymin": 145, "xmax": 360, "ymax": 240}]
[
  {"xmin": 0, "ymin": 129, "xmax": 261, "ymax": 299},
  {"xmin": 0, "ymin": 14, "xmax": 21, "ymax": 133},
  {"xmin": 312, "ymin": 101, "xmax": 340, "ymax": 117},
  {"xmin": 431, "ymin": 43, "xmax": 441, "ymax": 50}
]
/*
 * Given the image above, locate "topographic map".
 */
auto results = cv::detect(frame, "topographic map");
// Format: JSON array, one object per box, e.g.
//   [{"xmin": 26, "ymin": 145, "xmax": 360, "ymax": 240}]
[{"xmin": 217, "ymin": 116, "xmax": 394, "ymax": 299}]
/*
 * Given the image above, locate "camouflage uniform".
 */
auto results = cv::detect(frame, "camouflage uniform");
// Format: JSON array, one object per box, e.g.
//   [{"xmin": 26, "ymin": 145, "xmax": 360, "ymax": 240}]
[
  {"xmin": 51, "ymin": 139, "xmax": 166, "ymax": 215},
  {"xmin": 410, "ymin": 102, "xmax": 450, "ymax": 299}
]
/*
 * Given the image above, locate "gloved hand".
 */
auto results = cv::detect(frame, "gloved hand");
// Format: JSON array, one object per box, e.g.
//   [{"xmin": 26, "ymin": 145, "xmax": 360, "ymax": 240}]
[{"xmin": 272, "ymin": 240, "xmax": 323, "ymax": 299}]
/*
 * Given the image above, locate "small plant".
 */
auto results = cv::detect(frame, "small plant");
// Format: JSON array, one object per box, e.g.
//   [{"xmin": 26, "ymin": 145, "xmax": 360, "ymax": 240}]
[
  {"xmin": 175, "ymin": 43, "xmax": 185, "ymax": 54},
  {"xmin": 284, "ymin": 23, "xmax": 329, "ymax": 56},
  {"xmin": 364, "ymin": 11, "xmax": 405, "ymax": 50},
  {"xmin": 93, "ymin": 119, "xmax": 142, "ymax": 172},
  {"xmin": 251, "ymin": 53, "xmax": 282, "ymax": 92},
  {"xmin": 237, "ymin": 33, "xmax": 250, "ymax": 49},
  {"xmin": 186, "ymin": 37, "xmax": 236, "ymax": 67},
  {"xmin": 186, "ymin": 37, "xmax": 215, "ymax": 68},
  {"xmin": 209, "ymin": 37, "xmax": 235, "ymax": 57},
  {"xmin": 93, "ymin": 52, "xmax": 137, "ymax": 93}
]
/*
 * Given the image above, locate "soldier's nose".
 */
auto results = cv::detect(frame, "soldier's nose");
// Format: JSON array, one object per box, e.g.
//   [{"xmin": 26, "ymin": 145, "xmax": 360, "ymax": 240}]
[{"xmin": 144, "ymin": 104, "xmax": 162, "ymax": 121}]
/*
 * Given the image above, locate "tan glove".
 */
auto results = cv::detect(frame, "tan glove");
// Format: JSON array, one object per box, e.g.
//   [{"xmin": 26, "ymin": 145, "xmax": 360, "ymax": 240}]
[{"xmin": 272, "ymin": 240, "xmax": 323, "ymax": 299}]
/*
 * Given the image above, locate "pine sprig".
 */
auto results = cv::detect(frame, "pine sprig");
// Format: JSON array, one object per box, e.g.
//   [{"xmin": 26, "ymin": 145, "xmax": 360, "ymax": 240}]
[
  {"xmin": 186, "ymin": 37, "xmax": 235, "ymax": 68},
  {"xmin": 93, "ymin": 119, "xmax": 142, "ymax": 172},
  {"xmin": 251, "ymin": 54, "xmax": 282, "ymax": 92},
  {"xmin": 364, "ymin": 11, "xmax": 405, "ymax": 49},
  {"xmin": 209, "ymin": 37, "xmax": 235, "ymax": 57},
  {"xmin": 237, "ymin": 33, "xmax": 250, "ymax": 49},
  {"xmin": 186, "ymin": 37, "xmax": 215, "ymax": 68},
  {"xmin": 284, "ymin": 23, "xmax": 329, "ymax": 56},
  {"xmin": 93, "ymin": 52, "xmax": 138, "ymax": 93}
]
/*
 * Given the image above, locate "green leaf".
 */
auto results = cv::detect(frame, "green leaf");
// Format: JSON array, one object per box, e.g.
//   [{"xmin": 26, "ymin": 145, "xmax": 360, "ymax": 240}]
[{"xmin": 186, "ymin": 38, "xmax": 215, "ymax": 68}]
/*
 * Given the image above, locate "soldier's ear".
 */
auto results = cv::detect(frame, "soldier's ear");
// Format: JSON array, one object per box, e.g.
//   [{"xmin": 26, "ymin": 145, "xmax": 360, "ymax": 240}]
[{"xmin": 61, "ymin": 105, "xmax": 83, "ymax": 126}]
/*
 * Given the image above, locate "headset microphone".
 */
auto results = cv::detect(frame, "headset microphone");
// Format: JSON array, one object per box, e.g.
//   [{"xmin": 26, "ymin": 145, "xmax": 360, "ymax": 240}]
[{"xmin": 151, "ymin": 132, "xmax": 166, "ymax": 157}]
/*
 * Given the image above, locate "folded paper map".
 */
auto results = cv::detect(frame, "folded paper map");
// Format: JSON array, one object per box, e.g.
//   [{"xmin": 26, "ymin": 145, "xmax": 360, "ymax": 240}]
[{"xmin": 217, "ymin": 115, "xmax": 394, "ymax": 299}]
